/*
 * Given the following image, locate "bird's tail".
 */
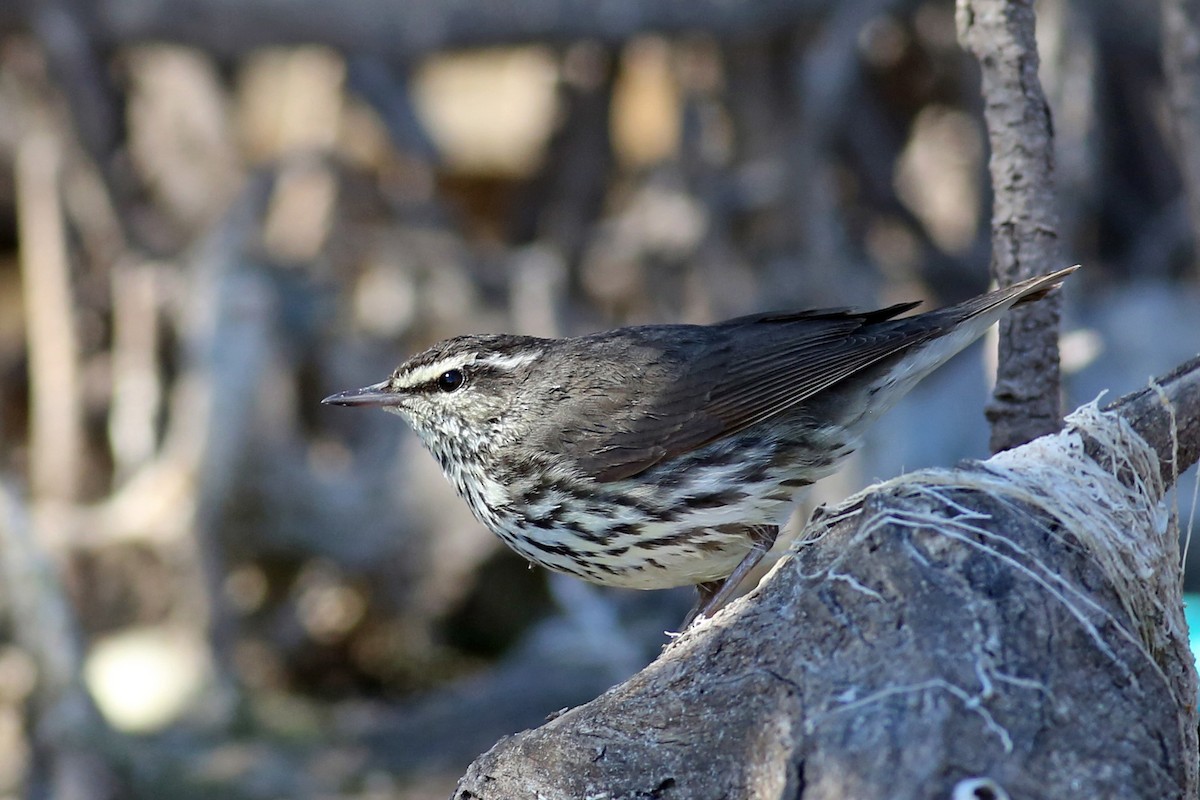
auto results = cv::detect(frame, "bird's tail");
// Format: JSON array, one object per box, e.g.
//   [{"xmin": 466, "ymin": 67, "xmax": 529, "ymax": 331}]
[
  {"xmin": 951, "ymin": 264, "xmax": 1079, "ymax": 320},
  {"xmin": 859, "ymin": 265, "xmax": 1080, "ymax": 418}
]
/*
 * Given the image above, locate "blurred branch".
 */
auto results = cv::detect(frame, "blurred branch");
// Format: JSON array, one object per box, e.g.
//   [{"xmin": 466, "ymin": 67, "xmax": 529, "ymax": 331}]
[
  {"xmin": 107, "ymin": 261, "xmax": 163, "ymax": 476},
  {"xmin": 957, "ymin": 0, "xmax": 1067, "ymax": 452},
  {"xmin": 1164, "ymin": 0, "xmax": 1200, "ymax": 277},
  {"xmin": 80, "ymin": 0, "xmax": 831, "ymax": 62},
  {"xmin": 147, "ymin": 177, "xmax": 276, "ymax": 700},
  {"xmin": 0, "ymin": 485, "xmax": 120, "ymax": 800},
  {"xmin": 511, "ymin": 43, "xmax": 615, "ymax": 273},
  {"xmin": 28, "ymin": 0, "xmax": 124, "ymax": 162},
  {"xmin": 787, "ymin": 0, "xmax": 899, "ymax": 303},
  {"xmin": 57, "ymin": 179, "xmax": 275, "ymax": 704},
  {"xmin": 365, "ymin": 625, "xmax": 635, "ymax": 776},
  {"xmin": 344, "ymin": 56, "xmax": 438, "ymax": 160},
  {"xmin": 15, "ymin": 125, "xmax": 83, "ymax": 503}
]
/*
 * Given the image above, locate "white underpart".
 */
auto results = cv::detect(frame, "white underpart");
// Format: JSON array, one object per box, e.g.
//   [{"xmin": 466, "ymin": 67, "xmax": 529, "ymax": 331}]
[
  {"xmin": 495, "ymin": 455, "xmax": 807, "ymax": 588},
  {"xmin": 870, "ymin": 316, "xmax": 998, "ymax": 415}
]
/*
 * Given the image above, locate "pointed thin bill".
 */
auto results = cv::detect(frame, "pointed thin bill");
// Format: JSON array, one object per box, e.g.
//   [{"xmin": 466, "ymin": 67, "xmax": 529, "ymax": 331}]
[{"xmin": 321, "ymin": 380, "xmax": 398, "ymax": 407}]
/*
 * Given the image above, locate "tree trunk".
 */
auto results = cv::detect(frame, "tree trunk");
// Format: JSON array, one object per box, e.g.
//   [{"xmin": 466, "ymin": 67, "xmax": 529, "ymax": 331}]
[{"xmin": 957, "ymin": 0, "xmax": 1067, "ymax": 452}]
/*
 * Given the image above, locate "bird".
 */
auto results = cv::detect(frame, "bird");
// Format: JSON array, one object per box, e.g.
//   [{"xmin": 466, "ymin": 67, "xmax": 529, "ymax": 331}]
[{"xmin": 324, "ymin": 266, "xmax": 1077, "ymax": 626}]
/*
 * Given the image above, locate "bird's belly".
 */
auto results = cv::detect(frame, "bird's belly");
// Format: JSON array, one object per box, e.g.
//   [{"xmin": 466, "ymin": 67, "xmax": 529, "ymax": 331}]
[
  {"xmin": 457, "ymin": 430, "xmax": 854, "ymax": 589},
  {"xmin": 494, "ymin": 516, "xmax": 764, "ymax": 589},
  {"xmin": 488, "ymin": 473, "xmax": 803, "ymax": 590}
]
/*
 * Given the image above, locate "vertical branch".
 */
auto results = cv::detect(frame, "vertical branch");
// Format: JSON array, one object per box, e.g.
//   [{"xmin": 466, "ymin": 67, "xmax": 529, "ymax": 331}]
[
  {"xmin": 1164, "ymin": 0, "xmax": 1200, "ymax": 278},
  {"xmin": 108, "ymin": 261, "xmax": 163, "ymax": 477},
  {"xmin": 788, "ymin": 0, "xmax": 898, "ymax": 304},
  {"xmin": 956, "ymin": 0, "xmax": 1066, "ymax": 452},
  {"xmin": 0, "ymin": 484, "xmax": 118, "ymax": 800},
  {"xmin": 511, "ymin": 43, "xmax": 615, "ymax": 265},
  {"xmin": 15, "ymin": 128, "xmax": 84, "ymax": 502},
  {"xmin": 157, "ymin": 178, "xmax": 276, "ymax": 706}
]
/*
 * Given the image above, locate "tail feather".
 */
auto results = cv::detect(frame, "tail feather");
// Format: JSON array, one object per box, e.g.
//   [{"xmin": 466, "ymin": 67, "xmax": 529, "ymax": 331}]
[
  {"xmin": 861, "ymin": 265, "xmax": 1080, "ymax": 419},
  {"xmin": 957, "ymin": 264, "xmax": 1079, "ymax": 320}
]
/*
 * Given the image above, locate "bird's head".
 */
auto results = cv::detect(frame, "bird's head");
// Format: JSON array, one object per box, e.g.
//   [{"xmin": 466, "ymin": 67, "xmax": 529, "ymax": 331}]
[{"xmin": 323, "ymin": 334, "xmax": 550, "ymax": 455}]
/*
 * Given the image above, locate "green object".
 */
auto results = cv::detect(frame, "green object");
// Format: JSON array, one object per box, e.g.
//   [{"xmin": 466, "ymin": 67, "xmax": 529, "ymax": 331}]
[{"xmin": 1183, "ymin": 594, "xmax": 1200, "ymax": 665}]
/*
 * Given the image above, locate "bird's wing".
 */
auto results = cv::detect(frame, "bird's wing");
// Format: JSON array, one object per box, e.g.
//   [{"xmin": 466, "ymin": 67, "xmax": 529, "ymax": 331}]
[{"xmin": 540, "ymin": 302, "xmax": 937, "ymax": 483}]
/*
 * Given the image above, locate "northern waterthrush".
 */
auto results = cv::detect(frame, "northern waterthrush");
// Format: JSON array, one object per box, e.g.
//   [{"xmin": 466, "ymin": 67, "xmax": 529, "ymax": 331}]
[{"xmin": 325, "ymin": 266, "xmax": 1076, "ymax": 625}]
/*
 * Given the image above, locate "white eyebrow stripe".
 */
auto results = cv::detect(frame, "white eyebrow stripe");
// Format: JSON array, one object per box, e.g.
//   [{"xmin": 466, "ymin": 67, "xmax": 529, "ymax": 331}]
[
  {"xmin": 476, "ymin": 350, "xmax": 543, "ymax": 371},
  {"xmin": 393, "ymin": 348, "xmax": 543, "ymax": 390},
  {"xmin": 395, "ymin": 356, "xmax": 476, "ymax": 389}
]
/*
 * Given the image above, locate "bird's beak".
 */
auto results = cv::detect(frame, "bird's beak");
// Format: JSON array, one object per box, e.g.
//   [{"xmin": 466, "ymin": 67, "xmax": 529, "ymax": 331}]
[{"xmin": 322, "ymin": 380, "xmax": 401, "ymax": 407}]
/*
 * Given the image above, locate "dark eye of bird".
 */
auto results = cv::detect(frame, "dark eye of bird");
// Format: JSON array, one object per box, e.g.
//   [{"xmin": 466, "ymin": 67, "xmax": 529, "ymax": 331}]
[{"xmin": 437, "ymin": 368, "xmax": 465, "ymax": 393}]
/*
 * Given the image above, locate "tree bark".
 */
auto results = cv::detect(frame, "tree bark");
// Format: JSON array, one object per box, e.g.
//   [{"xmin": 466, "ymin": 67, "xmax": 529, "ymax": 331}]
[
  {"xmin": 455, "ymin": 355, "xmax": 1200, "ymax": 799},
  {"xmin": 957, "ymin": 0, "xmax": 1067, "ymax": 453}
]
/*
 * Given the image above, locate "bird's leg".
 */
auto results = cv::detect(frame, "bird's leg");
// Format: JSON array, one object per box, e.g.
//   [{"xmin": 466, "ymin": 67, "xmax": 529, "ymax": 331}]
[
  {"xmin": 682, "ymin": 524, "xmax": 779, "ymax": 628},
  {"xmin": 683, "ymin": 581, "xmax": 724, "ymax": 629}
]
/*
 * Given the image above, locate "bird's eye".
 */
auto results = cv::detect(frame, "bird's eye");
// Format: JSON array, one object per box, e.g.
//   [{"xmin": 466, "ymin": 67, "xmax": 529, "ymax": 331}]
[{"xmin": 437, "ymin": 369, "xmax": 465, "ymax": 393}]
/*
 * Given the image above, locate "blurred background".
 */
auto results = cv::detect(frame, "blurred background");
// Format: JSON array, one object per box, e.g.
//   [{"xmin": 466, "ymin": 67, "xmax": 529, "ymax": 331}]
[{"xmin": 0, "ymin": 0, "xmax": 1197, "ymax": 797}]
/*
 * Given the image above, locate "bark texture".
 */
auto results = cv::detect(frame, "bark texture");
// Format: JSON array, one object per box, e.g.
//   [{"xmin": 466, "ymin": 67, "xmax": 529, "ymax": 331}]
[
  {"xmin": 957, "ymin": 0, "xmax": 1066, "ymax": 452},
  {"xmin": 455, "ymin": 356, "xmax": 1200, "ymax": 800}
]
